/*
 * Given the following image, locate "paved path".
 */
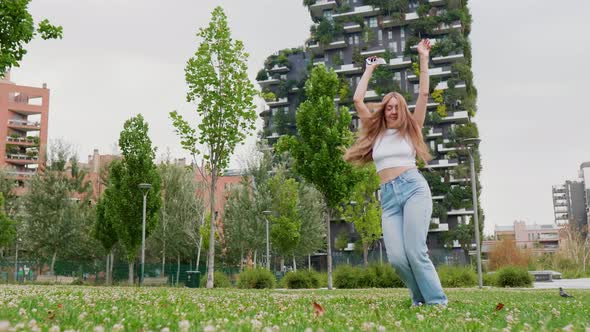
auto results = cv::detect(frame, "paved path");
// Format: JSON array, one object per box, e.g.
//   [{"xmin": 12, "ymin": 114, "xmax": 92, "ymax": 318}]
[{"xmin": 534, "ymin": 278, "xmax": 590, "ymax": 289}]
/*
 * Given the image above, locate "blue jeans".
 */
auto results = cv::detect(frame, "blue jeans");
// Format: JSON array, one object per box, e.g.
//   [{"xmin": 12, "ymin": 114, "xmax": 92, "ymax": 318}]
[{"xmin": 380, "ymin": 168, "xmax": 448, "ymax": 305}]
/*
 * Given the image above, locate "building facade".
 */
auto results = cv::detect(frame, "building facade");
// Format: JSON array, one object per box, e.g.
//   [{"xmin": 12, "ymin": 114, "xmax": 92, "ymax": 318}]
[
  {"xmin": 482, "ymin": 220, "xmax": 561, "ymax": 257},
  {"xmin": 552, "ymin": 162, "xmax": 590, "ymax": 233},
  {"xmin": 0, "ymin": 71, "xmax": 49, "ymax": 194},
  {"xmin": 257, "ymin": 0, "xmax": 480, "ymax": 262}
]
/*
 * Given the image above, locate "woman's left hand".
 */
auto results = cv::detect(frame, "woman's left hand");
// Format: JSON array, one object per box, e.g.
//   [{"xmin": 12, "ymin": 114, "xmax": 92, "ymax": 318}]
[{"xmin": 417, "ymin": 39, "xmax": 431, "ymax": 57}]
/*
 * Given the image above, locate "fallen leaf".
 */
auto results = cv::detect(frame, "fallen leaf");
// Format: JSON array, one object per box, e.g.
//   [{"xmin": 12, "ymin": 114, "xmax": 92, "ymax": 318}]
[
  {"xmin": 47, "ymin": 310, "xmax": 55, "ymax": 320},
  {"xmin": 312, "ymin": 301, "xmax": 325, "ymax": 317},
  {"xmin": 495, "ymin": 303, "xmax": 504, "ymax": 311}
]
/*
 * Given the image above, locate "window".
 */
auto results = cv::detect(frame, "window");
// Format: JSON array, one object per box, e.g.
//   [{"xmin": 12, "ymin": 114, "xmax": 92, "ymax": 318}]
[
  {"xmin": 401, "ymin": 40, "xmax": 405, "ymax": 51},
  {"xmin": 369, "ymin": 17, "xmax": 378, "ymax": 28},
  {"xmin": 378, "ymin": 30, "xmax": 383, "ymax": 45},
  {"xmin": 324, "ymin": 10, "xmax": 333, "ymax": 21},
  {"xmin": 354, "ymin": 35, "xmax": 360, "ymax": 45},
  {"xmin": 414, "ymin": 84, "xmax": 419, "ymax": 94},
  {"xmin": 280, "ymin": 74, "xmax": 287, "ymax": 80},
  {"xmin": 394, "ymin": 72, "xmax": 401, "ymax": 81},
  {"xmin": 389, "ymin": 41, "xmax": 398, "ymax": 52},
  {"xmin": 284, "ymin": 107, "xmax": 289, "ymax": 114},
  {"xmin": 349, "ymin": 36, "xmax": 354, "ymax": 44},
  {"xmin": 400, "ymin": 27, "xmax": 405, "ymax": 38},
  {"xmin": 388, "ymin": 30, "xmax": 393, "ymax": 39},
  {"xmin": 355, "ymin": 76, "xmax": 360, "ymax": 86},
  {"xmin": 272, "ymin": 108, "xmax": 277, "ymax": 116}
]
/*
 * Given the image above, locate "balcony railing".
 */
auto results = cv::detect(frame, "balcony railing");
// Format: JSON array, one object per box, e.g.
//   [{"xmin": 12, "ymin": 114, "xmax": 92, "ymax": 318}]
[
  {"xmin": 429, "ymin": 223, "xmax": 449, "ymax": 232},
  {"xmin": 7, "ymin": 170, "xmax": 36, "ymax": 177},
  {"xmin": 6, "ymin": 154, "xmax": 39, "ymax": 161},
  {"xmin": 432, "ymin": 53, "xmax": 465, "ymax": 64},
  {"xmin": 268, "ymin": 65, "xmax": 290, "ymax": 73},
  {"xmin": 6, "ymin": 136, "xmax": 37, "ymax": 144},
  {"xmin": 432, "ymin": 21, "xmax": 462, "ymax": 34},
  {"xmin": 385, "ymin": 56, "xmax": 412, "ymax": 69},
  {"xmin": 343, "ymin": 22, "xmax": 362, "ymax": 33},
  {"xmin": 8, "ymin": 119, "xmax": 41, "ymax": 128},
  {"xmin": 425, "ymin": 127, "xmax": 443, "ymax": 139},
  {"xmin": 309, "ymin": 0, "xmax": 339, "ymax": 18},
  {"xmin": 440, "ymin": 110, "xmax": 469, "ymax": 123},
  {"xmin": 332, "ymin": 5, "xmax": 381, "ymax": 19},
  {"xmin": 334, "ymin": 63, "xmax": 362, "ymax": 74},
  {"xmin": 267, "ymin": 98, "xmax": 290, "ymax": 107},
  {"xmin": 408, "ymin": 66, "xmax": 452, "ymax": 81},
  {"xmin": 425, "ymin": 158, "xmax": 459, "ymax": 169}
]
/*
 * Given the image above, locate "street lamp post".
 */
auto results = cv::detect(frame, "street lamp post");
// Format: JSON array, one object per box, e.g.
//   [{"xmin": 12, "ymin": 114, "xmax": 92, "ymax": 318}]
[
  {"xmin": 139, "ymin": 183, "xmax": 152, "ymax": 286},
  {"xmin": 459, "ymin": 138, "xmax": 483, "ymax": 289},
  {"xmin": 262, "ymin": 210, "xmax": 272, "ymax": 270}
]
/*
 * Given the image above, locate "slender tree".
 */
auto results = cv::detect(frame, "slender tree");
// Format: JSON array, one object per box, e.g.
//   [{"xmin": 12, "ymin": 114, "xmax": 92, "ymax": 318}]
[
  {"xmin": 276, "ymin": 65, "xmax": 358, "ymax": 289},
  {"xmin": 340, "ymin": 165, "xmax": 382, "ymax": 267},
  {"xmin": 170, "ymin": 6, "xmax": 257, "ymax": 288},
  {"xmin": 22, "ymin": 142, "xmax": 93, "ymax": 274},
  {"xmin": 106, "ymin": 115, "xmax": 161, "ymax": 284}
]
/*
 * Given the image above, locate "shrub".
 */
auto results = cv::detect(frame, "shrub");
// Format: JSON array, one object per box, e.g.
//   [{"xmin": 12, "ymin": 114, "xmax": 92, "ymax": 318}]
[
  {"xmin": 334, "ymin": 264, "xmax": 404, "ymax": 288},
  {"xmin": 282, "ymin": 270, "xmax": 321, "ymax": 289},
  {"xmin": 237, "ymin": 268, "xmax": 275, "ymax": 289},
  {"xmin": 200, "ymin": 271, "xmax": 232, "ymax": 288},
  {"xmin": 495, "ymin": 266, "xmax": 533, "ymax": 288},
  {"xmin": 437, "ymin": 265, "xmax": 477, "ymax": 287},
  {"xmin": 482, "ymin": 273, "xmax": 497, "ymax": 287},
  {"xmin": 488, "ymin": 239, "xmax": 531, "ymax": 270},
  {"xmin": 369, "ymin": 263, "xmax": 404, "ymax": 288},
  {"xmin": 334, "ymin": 265, "xmax": 363, "ymax": 289}
]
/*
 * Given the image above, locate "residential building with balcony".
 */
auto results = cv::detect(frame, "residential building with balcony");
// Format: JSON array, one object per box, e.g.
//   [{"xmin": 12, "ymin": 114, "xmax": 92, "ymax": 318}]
[
  {"xmin": 257, "ymin": 0, "xmax": 480, "ymax": 264},
  {"xmin": 0, "ymin": 71, "xmax": 49, "ymax": 194},
  {"xmin": 482, "ymin": 220, "xmax": 561, "ymax": 256},
  {"xmin": 552, "ymin": 161, "xmax": 590, "ymax": 234}
]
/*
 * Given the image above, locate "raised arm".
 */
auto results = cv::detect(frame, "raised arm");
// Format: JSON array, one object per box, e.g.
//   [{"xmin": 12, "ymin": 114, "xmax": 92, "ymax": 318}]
[
  {"xmin": 353, "ymin": 57, "xmax": 379, "ymax": 120},
  {"xmin": 413, "ymin": 39, "xmax": 432, "ymax": 128}
]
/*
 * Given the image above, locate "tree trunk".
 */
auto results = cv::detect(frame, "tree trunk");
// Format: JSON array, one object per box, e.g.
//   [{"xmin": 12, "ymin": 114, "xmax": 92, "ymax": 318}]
[
  {"xmin": 293, "ymin": 254, "xmax": 297, "ymax": 272},
  {"xmin": 176, "ymin": 253, "xmax": 181, "ymax": 286},
  {"xmin": 162, "ymin": 242, "xmax": 166, "ymax": 276},
  {"xmin": 240, "ymin": 248, "xmax": 244, "ymax": 271},
  {"xmin": 326, "ymin": 207, "xmax": 333, "ymax": 290},
  {"xmin": 128, "ymin": 262, "xmax": 134, "ymax": 285},
  {"xmin": 206, "ymin": 172, "xmax": 217, "ymax": 289},
  {"xmin": 280, "ymin": 257, "xmax": 285, "ymax": 273},
  {"xmin": 253, "ymin": 250, "xmax": 257, "ymax": 269},
  {"xmin": 308, "ymin": 255, "xmax": 312, "ymax": 271},
  {"xmin": 363, "ymin": 243, "xmax": 369, "ymax": 268},
  {"xmin": 106, "ymin": 253, "xmax": 110, "ymax": 285},
  {"xmin": 110, "ymin": 252, "xmax": 114, "ymax": 285},
  {"xmin": 50, "ymin": 251, "xmax": 57, "ymax": 276},
  {"xmin": 379, "ymin": 241, "xmax": 383, "ymax": 265}
]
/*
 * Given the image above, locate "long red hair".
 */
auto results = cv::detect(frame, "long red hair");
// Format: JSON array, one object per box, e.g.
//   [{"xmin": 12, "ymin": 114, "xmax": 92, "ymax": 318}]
[{"xmin": 344, "ymin": 92, "xmax": 431, "ymax": 165}]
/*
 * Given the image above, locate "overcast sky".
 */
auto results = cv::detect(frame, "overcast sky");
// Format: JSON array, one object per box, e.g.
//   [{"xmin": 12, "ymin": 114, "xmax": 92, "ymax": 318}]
[{"xmin": 10, "ymin": 0, "xmax": 590, "ymax": 234}]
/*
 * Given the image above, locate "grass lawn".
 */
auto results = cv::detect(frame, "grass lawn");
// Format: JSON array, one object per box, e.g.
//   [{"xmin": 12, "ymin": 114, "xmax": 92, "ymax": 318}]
[{"xmin": 1, "ymin": 285, "xmax": 589, "ymax": 331}]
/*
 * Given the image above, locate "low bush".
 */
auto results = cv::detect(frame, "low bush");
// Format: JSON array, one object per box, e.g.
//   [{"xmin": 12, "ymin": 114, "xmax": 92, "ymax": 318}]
[
  {"xmin": 200, "ymin": 271, "xmax": 232, "ymax": 288},
  {"xmin": 237, "ymin": 268, "xmax": 275, "ymax": 289},
  {"xmin": 495, "ymin": 266, "xmax": 533, "ymax": 288},
  {"xmin": 437, "ymin": 265, "xmax": 477, "ymax": 288}
]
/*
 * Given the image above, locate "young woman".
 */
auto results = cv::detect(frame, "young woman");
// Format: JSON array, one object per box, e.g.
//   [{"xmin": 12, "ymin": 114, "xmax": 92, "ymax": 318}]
[{"xmin": 345, "ymin": 39, "xmax": 447, "ymax": 306}]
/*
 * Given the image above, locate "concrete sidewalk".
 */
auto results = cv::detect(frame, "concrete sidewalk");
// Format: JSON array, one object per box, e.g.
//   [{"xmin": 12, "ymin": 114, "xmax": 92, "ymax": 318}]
[{"xmin": 534, "ymin": 278, "xmax": 590, "ymax": 289}]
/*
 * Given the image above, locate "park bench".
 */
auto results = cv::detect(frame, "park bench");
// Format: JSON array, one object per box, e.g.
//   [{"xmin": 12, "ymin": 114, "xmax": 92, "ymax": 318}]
[
  {"xmin": 143, "ymin": 276, "xmax": 168, "ymax": 286},
  {"xmin": 529, "ymin": 270, "xmax": 562, "ymax": 282}
]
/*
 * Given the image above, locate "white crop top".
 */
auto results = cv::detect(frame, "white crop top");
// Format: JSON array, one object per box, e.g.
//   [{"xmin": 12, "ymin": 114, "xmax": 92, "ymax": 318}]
[{"xmin": 372, "ymin": 128, "xmax": 416, "ymax": 172}]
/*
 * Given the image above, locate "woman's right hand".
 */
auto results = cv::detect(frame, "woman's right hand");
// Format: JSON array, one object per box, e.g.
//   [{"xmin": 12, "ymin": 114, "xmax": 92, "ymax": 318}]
[{"xmin": 366, "ymin": 56, "xmax": 381, "ymax": 69}]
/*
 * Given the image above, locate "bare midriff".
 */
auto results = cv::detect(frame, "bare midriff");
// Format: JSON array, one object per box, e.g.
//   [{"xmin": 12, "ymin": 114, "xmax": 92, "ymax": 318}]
[{"xmin": 378, "ymin": 166, "xmax": 417, "ymax": 185}]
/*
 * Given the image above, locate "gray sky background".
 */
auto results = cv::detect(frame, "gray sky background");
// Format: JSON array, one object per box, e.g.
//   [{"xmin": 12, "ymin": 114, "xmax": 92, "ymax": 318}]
[{"xmin": 11, "ymin": 0, "xmax": 590, "ymax": 234}]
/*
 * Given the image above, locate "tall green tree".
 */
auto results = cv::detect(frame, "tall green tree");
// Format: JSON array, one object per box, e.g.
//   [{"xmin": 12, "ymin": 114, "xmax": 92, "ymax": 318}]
[
  {"xmin": 295, "ymin": 184, "xmax": 326, "ymax": 270},
  {"xmin": 106, "ymin": 114, "xmax": 161, "ymax": 284},
  {"xmin": 0, "ymin": 193, "xmax": 16, "ymax": 257},
  {"xmin": 0, "ymin": 0, "xmax": 63, "ymax": 76},
  {"xmin": 340, "ymin": 165, "xmax": 382, "ymax": 267},
  {"xmin": 22, "ymin": 142, "xmax": 93, "ymax": 274},
  {"xmin": 94, "ymin": 194, "xmax": 118, "ymax": 285},
  {"xmin": 222, "ymin": 180, "xmax": 265, "ymax": 270},
  {"xmin": 268, "ymin": 169, "xmax": 302, "ymax": 270},
  {"xmin": 169, "ymin": 6, "xmax": 257, "ymax": 288},
  {"xmin": 276, "ymin": 65, "xmax": 358, "ymax": 289},
  {"xmin": 149, "ymin": 162, "xmax": 203, "ymax": 284}
]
